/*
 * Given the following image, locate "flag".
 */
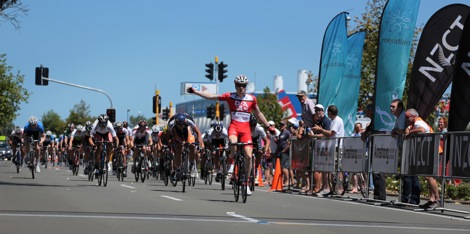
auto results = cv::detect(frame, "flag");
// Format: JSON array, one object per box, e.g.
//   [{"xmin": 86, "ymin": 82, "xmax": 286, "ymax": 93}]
[
  {"xmin": 373, "ymin": 0, "xmax": 420, "ymax": 132},
  {"xmin": 276, "ymin": 89, "xmax": 297, "ymax": 119},
  {"xmin": 333, "ymin": 31, "xmax": 366, "ymax": 136},
  {"xmin": 317, "ymin": 12, "xmax": 348, "ymax": 108},
  {"xmin": 408, "ymin": 4, "xmax": 470, "ymax": 120},
  {"xmin": 448, "ymin": 14, "xmax": 470, "ymax": 131}
]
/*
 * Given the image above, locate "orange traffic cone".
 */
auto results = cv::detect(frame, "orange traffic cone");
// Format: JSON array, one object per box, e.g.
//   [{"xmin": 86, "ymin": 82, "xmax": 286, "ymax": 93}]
[
  {"xmin": 269, "ymin": 158, "xmax": 283, "ymax": 192},
  {"xmin": 256, "ymin": 164, "xmax": 264, "ymax": 187}
]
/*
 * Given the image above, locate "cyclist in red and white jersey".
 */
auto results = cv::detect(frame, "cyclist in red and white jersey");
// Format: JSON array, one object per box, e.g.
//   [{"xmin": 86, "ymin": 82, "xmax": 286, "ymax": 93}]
[{"xmin": 188, "ymin": 75, "xmax": 271, "ymax": 195}]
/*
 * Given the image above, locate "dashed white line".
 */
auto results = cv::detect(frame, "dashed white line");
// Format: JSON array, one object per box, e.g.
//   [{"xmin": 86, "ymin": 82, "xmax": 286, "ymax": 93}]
[
  {"xmin": 121, "ymin": 184, "xmax": 136, "ymax": 189},
  {"xmin": 226, "ymin": 212, "xmax": 259, "ymax": 223},
  {"xmin": 161, "ymin": 195, "xmax": 183, "ymax": 201}
]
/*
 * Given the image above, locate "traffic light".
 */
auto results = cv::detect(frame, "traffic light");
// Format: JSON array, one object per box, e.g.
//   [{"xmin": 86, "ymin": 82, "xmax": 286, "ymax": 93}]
[
  {"xmin": 205, "ymin": 63, "xmax": 214, "ymax": 81},
  {"xmin": 206, "ymin": 105, "xmax": 215, "ymax": 119},
  {"xmin": 35, "ymin": 66, "xmax": 49, "ymax": 86},
  {"xmin": 219, "ymin": 104, "xmax": 225, "ymax": 120},
  {"xmin": 153, "ymin": 95, "xmax": 161, "ymax": 114},
  {"xmin": 106, "ymin": 108, "xmax": 116, "ymax": 123},
  {"xmin": 218, "ymin": 62, "xmax": 228, "ymax": 82},
  {"xmin": 162, "ymin": 108, "xmax": 169, "ymax": 120},
  {"xmin": 152, "ymin": 117, "xmax": 157, "ymax": 125}
]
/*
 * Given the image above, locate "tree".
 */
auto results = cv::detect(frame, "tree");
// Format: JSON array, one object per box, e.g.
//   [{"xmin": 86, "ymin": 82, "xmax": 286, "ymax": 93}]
[
  {"xmin": 0, "ymin": 54, "xmax": 30, "ymax": 128},
  {"xmin": 65, "ymin": 100, "xmax": 95, "ymax": 125},
  {"xmin": 0, "ymin": 0, "xmax": 28, "ymax": 29},
  {"xmin": 257, "ymin": 87, "xmax": 284, "ymax": 124},
  {"xmin": 41, "ymin": 110, "xmax": 66, "ymax": 135}
]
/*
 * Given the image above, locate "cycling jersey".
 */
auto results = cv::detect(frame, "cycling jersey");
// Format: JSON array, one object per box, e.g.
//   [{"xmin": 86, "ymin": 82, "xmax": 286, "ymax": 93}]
[
  {"xmin": 91, "ymin": 120, "xmax": 117, "ymax": 137},
  {"xmin": 151, "ymin": 132, "xmax": 160, "ymax": 144},
  {"xmin": 251, "ymin": 124, "xmax": 267, "ymax": 150},
  {"xmin": 43, "ymin": 135, "xmax": 54, "ymax": 146},
  {"xmin": 206, "ymin": 126, "xmax": 229, "ymax": 149},
  {"xmin": 219, "ymin": 92, "xmax": 257, "ymax": 145},
  {"xmin": 133, "ymin": 128, "xmax": 151, "ymax": 145},
  {"xmin": 70, "ymin": 129, "xmax": 82, "ymax": 146},
  {"xmin": 9, "ymin": 130, "xmax": 23, "ymax": 145},
  {"xmin": 168, "ymin": 118, "xmax": 198, "ymax": 143},
  {"xmin": 116, "ymin": 129, "xmax": 127, "ymax": 146},
  {"xmin": 24, "ymin": 122, "xmax": 45, "ymax": 140}
]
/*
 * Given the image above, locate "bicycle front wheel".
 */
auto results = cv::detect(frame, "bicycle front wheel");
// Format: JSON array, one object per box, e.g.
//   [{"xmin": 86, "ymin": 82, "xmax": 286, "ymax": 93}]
[{"xmin": 103, "ymin": 163, "xmax": 109, "ymax": 187}]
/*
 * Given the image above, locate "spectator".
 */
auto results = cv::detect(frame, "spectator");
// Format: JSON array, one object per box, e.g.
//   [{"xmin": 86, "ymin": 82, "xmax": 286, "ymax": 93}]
[
  {"xmin": 313, "ymin": 105, "xmax": 344, "ymax": 196},
  {"xmin": 297, "ymin": 90, "xmax": 317, "ymax": 194},
  {"xmin": 274, "ymin": 120, "xmax": 294, "ymax": 187},
  {"xmin": 391, "ymin": 99, "xmax": 420, "ymax": 205},
  {"xmin": 311, "ymin": 104, "xmax": 332, "ymax": 194},
  {"xmin": 349, "ymin": 122, "xmax": 364, "ymax": 194},
  {"xmin": 361, "ymin": 103, "xmax": 385, "ymax": 200},
  {"xmin": 404, "ymin": 109, "xmax": 440, "ymax": 209}
]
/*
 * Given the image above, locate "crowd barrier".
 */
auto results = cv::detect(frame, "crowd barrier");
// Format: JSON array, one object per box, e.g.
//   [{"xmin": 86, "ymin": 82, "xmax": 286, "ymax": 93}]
[{"xmin": 287, "ymin": 131, "xmax": 470, "ymax": 215}]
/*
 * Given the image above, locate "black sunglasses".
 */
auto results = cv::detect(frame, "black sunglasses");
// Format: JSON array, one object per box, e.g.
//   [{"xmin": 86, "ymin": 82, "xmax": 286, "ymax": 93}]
[{"xmin": 236, "ymin": 84, "xmax": 247, "ymax": 88}]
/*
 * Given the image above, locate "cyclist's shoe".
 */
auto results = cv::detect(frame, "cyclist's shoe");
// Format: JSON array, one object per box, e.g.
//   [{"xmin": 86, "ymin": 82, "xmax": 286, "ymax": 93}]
[
  {"xmin": 176, "ymin": 169, "xmax": 182, "ymax": 181},
  {"xmin": 131, "ymin": 165, "xmax": 136, "ymax": 174},
  {"xmin": 112, "ymin": 170, "xmax": 116, "ymax": 176},
  {"xmin": 107, "ymin": 162, "xmax": 112, "ymax": 171},
  {"xmin": 84, "ymin": 167, "xmax": 89, "ymax": 175},
  {"xmin": 35, "ymin": 164, "xmax": 41, "ymax": 173},
  {"xmin": 247, "ymin": 187, "xmax": 252, "ymax": 196},
  {"xmin": 123, "ymin": 170, "xmax": 127, "ymax": 177}
]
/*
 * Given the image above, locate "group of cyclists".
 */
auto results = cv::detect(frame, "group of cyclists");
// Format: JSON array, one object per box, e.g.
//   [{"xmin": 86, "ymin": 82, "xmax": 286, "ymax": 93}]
[{"xmin": 8, "ymin": 75, "xmax": 274, "ymax": 199}]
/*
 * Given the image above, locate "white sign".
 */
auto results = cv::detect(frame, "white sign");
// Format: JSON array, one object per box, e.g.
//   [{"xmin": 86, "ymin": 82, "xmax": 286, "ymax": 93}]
[
  {"xmin": 341, "ymin": 137, "xmax": 366, "ymax": 173},
  {"xmin": 371, "ymin": 135, "xmax": 399, "ymax": 174},
  {"xmin": 181, "ymin": 82, "xmax": 217, "ymax": 95},
  {"xmin": 313, "ymin": 138, "xmax": 336, "ymax": 172}
]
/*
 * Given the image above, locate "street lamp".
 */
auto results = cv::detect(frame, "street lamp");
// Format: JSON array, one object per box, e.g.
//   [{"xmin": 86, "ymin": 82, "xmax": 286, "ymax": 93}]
[{"xmin": 127, "ymin": 109, "xmax": 130, "ymax": 123}]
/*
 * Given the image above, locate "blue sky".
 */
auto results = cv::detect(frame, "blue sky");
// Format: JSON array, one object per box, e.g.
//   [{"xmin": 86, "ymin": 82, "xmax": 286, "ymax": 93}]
[{"xmin": 2, "ymin": 0, "xmax": 466, "ymax": 127}]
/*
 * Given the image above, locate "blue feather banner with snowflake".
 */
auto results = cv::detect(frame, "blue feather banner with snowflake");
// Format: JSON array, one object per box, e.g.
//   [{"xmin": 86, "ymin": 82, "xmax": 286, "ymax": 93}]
[
  {"xmin": 373, "ymin": 0, "xmax": 420, "ymax": 132},
  {"xmin": 333, "ymin": 31, "xmax": 366, "ymax": 136},
  {"xmin": 317, "ymin": 12, "xmax": 348, "ymax": 109}
]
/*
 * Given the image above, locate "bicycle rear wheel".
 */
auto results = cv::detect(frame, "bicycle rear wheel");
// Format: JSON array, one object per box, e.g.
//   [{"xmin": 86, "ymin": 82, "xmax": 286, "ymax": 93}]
[{"xmin": 140, "ymin": 158, "xmax": 146, "ymax": 183}]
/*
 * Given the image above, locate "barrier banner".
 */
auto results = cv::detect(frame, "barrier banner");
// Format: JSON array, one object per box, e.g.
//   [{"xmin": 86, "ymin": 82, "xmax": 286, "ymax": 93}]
[
  {"xmin": 402, "ymin": 134, "xmax": 440, "ymax": 176},
  {"xmin": 448, "ymin": 132, "xmax": 470, "ymax": 178},
  {"xmin": 313, "ymin": 138, "xmax": 336, "ymax": 172},
  {"xmin": 371, "ymin": 135, "xmax": 399, "ymax": 174},
  {"xmin": 341, "ymin": 137, "xmax": 367, "ymax": 173},
  {"xmin": 290, "ymin": 138, "xmax": 310, "ymax": 170}
]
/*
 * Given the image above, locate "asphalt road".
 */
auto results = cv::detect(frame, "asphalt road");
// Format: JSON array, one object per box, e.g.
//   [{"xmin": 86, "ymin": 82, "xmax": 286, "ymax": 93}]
[{"xmin": 0, "ymin": 160, "xmax": 469, "ymax": 234}]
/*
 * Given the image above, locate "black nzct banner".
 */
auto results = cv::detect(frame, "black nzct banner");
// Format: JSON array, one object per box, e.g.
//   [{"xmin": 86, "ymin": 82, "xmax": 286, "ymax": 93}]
[
  {"xmin": 449, "ymin": 133, "xmax": 470, "ymax": 178},
  {"xmin": 449, "ymin": 13, "xmax": 470, "ymax": 132},
  {"xmin": 408, "ymin": 4, "xmax": 470, "ymax": 120},
  {"xmin": 403, "ymin": 134, "xmax": 439, "ymax": 176}
]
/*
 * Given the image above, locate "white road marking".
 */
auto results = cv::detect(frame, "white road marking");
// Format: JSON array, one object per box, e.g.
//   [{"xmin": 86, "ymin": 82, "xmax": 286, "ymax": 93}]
[
  {"xmin": 161, "ymin": 195, "xmax": 183, "ymax": 201},
  {"xmin": 121, "ymin": 184, "xmax": 135, "ymax": 189},
  {"xmin": 226, "ymin": 212, "xmax": 259, "ymax": 223}
]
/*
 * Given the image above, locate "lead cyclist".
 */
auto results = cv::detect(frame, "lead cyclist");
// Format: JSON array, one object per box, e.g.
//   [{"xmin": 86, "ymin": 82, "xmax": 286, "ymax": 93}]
[{"xmin": 188, "ymin": 75, "xmax": 272, "ymax": 195}]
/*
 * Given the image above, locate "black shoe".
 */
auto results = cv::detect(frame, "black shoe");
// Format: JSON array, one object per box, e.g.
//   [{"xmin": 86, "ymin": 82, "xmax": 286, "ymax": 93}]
[
  {"xmin": 215, "ymin": 172, "xmax": 221, "ymax": 182},
  {"xmin": 419, "ymin": 201, "xmax": 439, "ymax": 209}
]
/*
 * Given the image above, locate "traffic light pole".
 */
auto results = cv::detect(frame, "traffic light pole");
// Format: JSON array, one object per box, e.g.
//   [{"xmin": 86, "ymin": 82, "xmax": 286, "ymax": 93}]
[{"xmin": 41, "ymin": 77, "xmax": 113, "ymax": 108}]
